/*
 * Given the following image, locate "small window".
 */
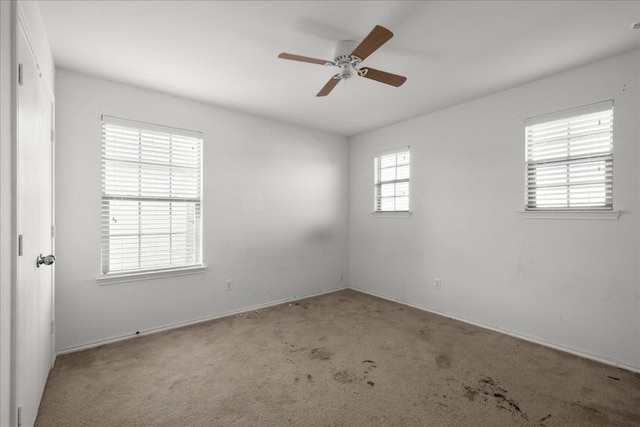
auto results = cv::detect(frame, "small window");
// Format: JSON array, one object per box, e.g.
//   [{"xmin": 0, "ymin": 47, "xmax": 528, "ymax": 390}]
[
  {"xmin": 525, "ymin": 101, "xmax": 613, "ymax": 211},
  {"xmin": 374, "ymin": 146, "xmax": 410, "ymax": 212},
  {"xmin": 101, "ymin": 116, "xmax": 203, "ymax": 276}
]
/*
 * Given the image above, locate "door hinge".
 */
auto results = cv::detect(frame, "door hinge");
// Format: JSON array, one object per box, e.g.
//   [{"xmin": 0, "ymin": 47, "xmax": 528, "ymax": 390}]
[
  {"xmin": 18, "ymin": 234, "xmax": 23, "ymax": 256},
  {"xmin": 51, "ymin": 321, "xmax": 55, "ymax": 335},
  {"xmin": 18, "ymin": 64, "xmax": 23, "ymax": 86},
  {"xmin": 17, "ymin": 406, "xmax": 22, "ymax": 426}
]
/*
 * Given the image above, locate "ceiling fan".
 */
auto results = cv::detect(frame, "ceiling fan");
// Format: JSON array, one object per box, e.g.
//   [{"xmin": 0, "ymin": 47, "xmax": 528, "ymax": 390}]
[{"xmin": 278, "ymin": 25, "xmax": 407, "ymax": 97}]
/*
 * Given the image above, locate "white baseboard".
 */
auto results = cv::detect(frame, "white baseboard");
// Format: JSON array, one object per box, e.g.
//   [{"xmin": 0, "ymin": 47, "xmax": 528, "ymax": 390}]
[
  {"xmin": 55, "ymin": 286, "xmax": 347, "ymax": 355},
  {"xmin": 350, "ymin": 286, "xmax": 640, "ymax": 374}
]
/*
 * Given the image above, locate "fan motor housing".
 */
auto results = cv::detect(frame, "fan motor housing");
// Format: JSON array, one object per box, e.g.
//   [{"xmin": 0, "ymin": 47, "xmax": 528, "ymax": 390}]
[{"xmin": 332, "ymin": 40, "xmax": 361, "ymax": 80}]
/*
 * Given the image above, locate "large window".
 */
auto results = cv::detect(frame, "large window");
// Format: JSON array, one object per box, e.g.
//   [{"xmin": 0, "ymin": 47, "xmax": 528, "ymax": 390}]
[
  {"xmin": 374, "ymin": 146, "xmax": 410, "ymax": 212},
  {"xmin": 101, "ymin": 116, "xmax": 203, "ymax": 276},
  {"xmin": 525, "ymin": 101, "xmax": 613, "ymax": 210}
]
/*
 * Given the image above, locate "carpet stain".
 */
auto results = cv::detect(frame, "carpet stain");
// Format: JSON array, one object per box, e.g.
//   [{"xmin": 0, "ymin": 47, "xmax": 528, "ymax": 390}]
[
  {"xmin": 436, "ymin": 354, "xmax": 452, "ymax": 369},
  {"xmin": 465, "ymin": 377, "xmax": 528, "ymax": 420},
  {"xmin": 367, "ymin": 381, "xmax": 375, "ymax": 386},
  {"xmin": 480, "ymin": 377, "xmax": 496, "ymax": 386},
  {"xmin": 362, "ymin": 360, "xmax": 377, "ymax": 373},
  {"xmin": 540, "ymin": 414, "xmax": 552, "ymax": 422},
  {"xmin": 419, "ymin": 329, "xmax": 431, "ymax": 339},
  {"xmin": 310, "ymin": 348, "xmax": 333, "ymax": 361},
  {"xmin": 463, "ymin": 386, "xmax": 477, "ymax": 402},
  {"xmin": 493, "ymin": 392, "xmax": 525, "ymax": 418},
  {"xmin": 571, "ymin": 402, "xmax": 601, "ymax": 415},
  {"xmin": 333, "ymin": 370, "xmax": 355, "ymax": 383},
  {"xmin": 168, "ymin": 379, "xmax": 183, "ymax": 390},
  {"xmin": 607, "ymin": 376, "xmax": 620, "ymax": 381}
]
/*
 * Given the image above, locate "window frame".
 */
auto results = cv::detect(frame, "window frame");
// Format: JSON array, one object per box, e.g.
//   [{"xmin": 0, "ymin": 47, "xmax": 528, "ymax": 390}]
[
  {"xmin": 99, "ymin": 115, "xmax": 204, "ymax": 279},
  {"xmin": 373, "ymin": 146, "xmax": 411, "ymax": 214},
  {"xmin": 524, "ymin": 101, "xmax": 614, "ymax": 213}
]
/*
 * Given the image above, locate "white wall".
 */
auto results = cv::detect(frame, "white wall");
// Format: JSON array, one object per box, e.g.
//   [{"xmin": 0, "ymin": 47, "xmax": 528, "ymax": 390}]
[
  {"xmin": 55, "ymin": 69, "xmax": 349, "ymax": 351},
  {"xmin": 349, "ymin": 50, "xmax": 640, "ymax": 370}
]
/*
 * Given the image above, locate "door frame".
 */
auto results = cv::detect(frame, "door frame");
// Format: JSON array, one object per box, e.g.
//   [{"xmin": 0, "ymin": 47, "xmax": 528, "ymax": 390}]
[{"xmin": 0, "ymin": 1, "xmax": 17, "ymax": 426}]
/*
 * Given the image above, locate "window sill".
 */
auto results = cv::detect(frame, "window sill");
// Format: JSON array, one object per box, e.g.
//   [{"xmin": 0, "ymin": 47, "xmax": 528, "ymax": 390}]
[
  {"xmin": 519, "ymin": 210, "xmax": 621, "ymax": 220},
  {"xmin": 372, "ymin": 211, "xmax": 412, "ymax": 218},
  {"xmin": 97, "ymin": 265, "xmax": 207, "ymax": 285}
]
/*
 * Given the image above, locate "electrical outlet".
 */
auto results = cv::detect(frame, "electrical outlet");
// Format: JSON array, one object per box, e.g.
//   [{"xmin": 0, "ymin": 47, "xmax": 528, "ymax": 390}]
[
  {"xmin": 226, "ymin": 279, "xmax": 232, "ymax": 291},
  {"xmin": 434, "ymin": 278, "xmax": 441, "ymax": 289}
]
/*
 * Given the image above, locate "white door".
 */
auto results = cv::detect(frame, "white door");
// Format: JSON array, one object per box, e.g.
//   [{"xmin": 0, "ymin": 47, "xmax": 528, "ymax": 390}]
[{"xmin": 15, "ymin": 21, "xmax": 54, "ymax": 427}]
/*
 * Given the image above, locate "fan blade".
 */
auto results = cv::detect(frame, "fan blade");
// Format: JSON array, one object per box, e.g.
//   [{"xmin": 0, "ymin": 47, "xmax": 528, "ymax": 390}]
[
  {"xmin": 278, "ymin": 53, "xmax": 332, "ymax": 66},
  {"xmin": 350, "ymin": 25, "xmax": 393, "ymax": 61},
  {"xmin": 359, "ymin": 67, "xmax": 406, "ymax": 87},
  {"xmin": 316, "ymin": 75, "xmax": 341, "ymax": 97}
]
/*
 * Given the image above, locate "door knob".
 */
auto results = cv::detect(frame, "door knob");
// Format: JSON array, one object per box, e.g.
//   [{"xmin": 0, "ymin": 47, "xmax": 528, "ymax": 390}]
[{"xmin": 37, "ymin": 254, "xmax": 55, "ymax": 268}]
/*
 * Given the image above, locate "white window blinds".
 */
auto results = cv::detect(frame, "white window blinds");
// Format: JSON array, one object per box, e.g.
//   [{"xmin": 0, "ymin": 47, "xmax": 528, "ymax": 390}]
[
  {"xmin": 101, "ymin": 116, "xmax": 203, "ymax": 275},
  {"xmin": 525, "ymin": 101, "xmax": 613, "ymax": 210},
  {"xmin": 374, "ymin": 147, "xmax": 410, "ymax": 212}
]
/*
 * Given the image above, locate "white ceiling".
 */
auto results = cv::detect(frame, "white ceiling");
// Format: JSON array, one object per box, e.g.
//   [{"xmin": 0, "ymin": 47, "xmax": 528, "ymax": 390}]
[{"xmin": 38, "ymin": 1, "xmax": 640, "ymax": 137}]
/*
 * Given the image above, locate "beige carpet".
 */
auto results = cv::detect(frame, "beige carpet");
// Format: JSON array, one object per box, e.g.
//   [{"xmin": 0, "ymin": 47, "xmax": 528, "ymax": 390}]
[{"xmin": 36, "ymin": 289, "xmax": 640, "ymax": 426}]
